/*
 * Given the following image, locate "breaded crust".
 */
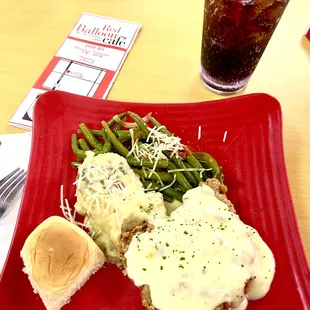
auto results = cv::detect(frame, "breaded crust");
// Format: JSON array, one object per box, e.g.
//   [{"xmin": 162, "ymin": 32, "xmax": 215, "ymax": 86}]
[
  {"xmin": 140, "ymin": 280, "xmax": 250, "ymax": 310},
  {"xmin": 205, "ymin": 179, "xmax": 235, "ymax": 213},
  {"xmin": 119, "ymin": 223, "xmax": 154, "ymax": 267}
]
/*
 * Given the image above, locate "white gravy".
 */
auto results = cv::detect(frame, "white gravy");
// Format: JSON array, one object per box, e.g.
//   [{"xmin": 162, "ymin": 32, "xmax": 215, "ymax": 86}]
[{"xmin": 125, "ymin": 183, "xmax": 275, "ymax": 310}]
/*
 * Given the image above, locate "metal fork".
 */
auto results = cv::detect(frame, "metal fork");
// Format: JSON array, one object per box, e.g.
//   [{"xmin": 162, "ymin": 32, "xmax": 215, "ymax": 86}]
[{"xmin": 0, "ymin": 168, "xmax": 27, "ymax": 219}]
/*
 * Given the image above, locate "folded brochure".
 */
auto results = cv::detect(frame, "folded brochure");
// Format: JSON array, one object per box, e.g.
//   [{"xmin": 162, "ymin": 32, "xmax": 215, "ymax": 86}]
[{"xmin": 9, "ymin": 13, "xmax": 141, "ymax": 130}]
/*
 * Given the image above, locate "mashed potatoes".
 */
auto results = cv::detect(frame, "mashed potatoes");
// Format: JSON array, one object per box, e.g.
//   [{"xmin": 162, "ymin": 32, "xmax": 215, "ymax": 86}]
[{"xmin": 74, "ymin": 151, "xmax": 167, "ymax": 260}]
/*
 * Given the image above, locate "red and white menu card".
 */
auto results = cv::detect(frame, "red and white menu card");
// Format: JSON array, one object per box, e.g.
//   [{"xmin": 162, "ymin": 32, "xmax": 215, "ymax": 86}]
[{"xmin": 10, "ymin": 13, "xmax": 141, "ymax": 130}]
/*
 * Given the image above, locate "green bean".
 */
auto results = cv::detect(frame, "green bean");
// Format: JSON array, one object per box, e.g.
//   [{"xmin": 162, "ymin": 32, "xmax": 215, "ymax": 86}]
[
  {"xmin": 150, "ymin": 117, "xmax": 173, "ymax": 136},
  {"xmin": 78, "ymin": 138, "xmax": 90, "ymax": 151},
  {"xmin": 103, "ymin": 121, "xmax": 168, "ymax": 169},
  {"xmin": 100, "ymin": 130, "xmax": 112, "ymax": 153},
  {"xmin": 93, "ymin": 149, "xmax": 111, "ymax": 156},
  {"xmin": 184, "ymin": 162, "xmax": 203, "ymax": 183},
  {"xmin": 72, "ymin": 134, "xmax": 112, "ymax": 161},
  {"xmin": 102, "ymin": 121, "xmax": 130, "ymax": 157},
  {"xmin": 107, "ymin": 112, "xmax": 127, "ymax": 127},
  {"xmin": 172, "ymin": 184, "xmax": 186, "ymax": 194},
  {"xmin": 78, "ymin": 129, "xmax": 102, "ymax": 136},
  {"xmin": 117, "ymin": 129, "xmax": 147, "ymax": 141},
  {"xmin": 167, "ymin": 162, "xmax": 192, "ymax": 191},
  {"xmin": 127, "ymin": 156, "xmax": 168, "ymax": 169},
  {"xmin": 113, "ymin": 123, "xmax": 123, "ymax": 134},
  {"xmin": 197, "ymin": 161, "xmax": 218, "ymax": 181},
  {"xmin": 112, "ymin": 118, "xmax": 126, "ymax": 144},
  {"xmin": 133, "ymin": 168, "xmax": 174, "ymax": 182},
  {"xmin": 101, "ymin": 142, "xmax": 112, "ymax": 153},
  {"xmin": 193, "ymin": 152, "xmax": 221, "ymax": 180},
  {"xmin": 113, "ymin": 114, "xmax": 126, "ymax": 134},
  {"xmin": 77, "ymin": 128, "xmax": 111, "ymax": 152},
  {"xmin": 142, "ymin": 180, "xmax": 183, "ymax": 202},
  {"xmin": 72, "ymin": 134, "xmax": 86, "ymax": 159},
  {"xmin": 78, "ymin": 125, "xmax": 111, "ymax": 153},
  {"xmin": 163, "ymin": 194, "xmax": 174, "ymax": 203},
  {"xmin": 117, "ymin": 130, "xmax": 131, "ymax": 141},
  {"xmin": 79, "ymin": 123, "xmax": 103, "ymax": 150},
  {"xmin": 187, "ymin": 154, "xmax": 210, "ymax": 180},
  {"xmin": 141, "ymin": 179, "xmax": 161, "ymax": 190},
  {"xmin": 167, "ymin": 153, "xmax": 198, "ymax": 187},
  {"xmin": 128, "ymin": 112, "xmax": 150, "ymax": 136},
  {"xmin": 187, "ymin": 154, "xmax": 203, "ymax": 169},
  {"xmin": 162, "ymin": 187, "xmax": 183, "ymax": 202}
]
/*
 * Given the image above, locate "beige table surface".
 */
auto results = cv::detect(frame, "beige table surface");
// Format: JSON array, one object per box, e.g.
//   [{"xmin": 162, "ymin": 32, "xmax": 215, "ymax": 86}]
[{"xmin": 0, "ymin": 0, "xmax": 309, "ymax": 262}]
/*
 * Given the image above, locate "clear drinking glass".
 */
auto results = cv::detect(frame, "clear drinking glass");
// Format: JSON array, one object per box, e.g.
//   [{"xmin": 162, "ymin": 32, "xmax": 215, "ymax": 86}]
[{"xmin": 200, "ymin": 0, "xmax": 289, "ymax": 94}]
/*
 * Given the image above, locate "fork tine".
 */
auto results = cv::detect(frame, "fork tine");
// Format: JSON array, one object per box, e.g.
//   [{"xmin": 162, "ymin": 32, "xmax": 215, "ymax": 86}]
[
  {"xmin": 0, "ymin": 169, "xmax": 24, "ymax": 196},
  {"xmin": 0, "ymin": 171, "xmax": 26, "ymax": 202},
  {"xmin": 2, "ymin": 173, "xmax": 27, "ymax": 205},
  {"xmin": 0, "ymin": 168, "xmax": 21, "ymax": 190}
]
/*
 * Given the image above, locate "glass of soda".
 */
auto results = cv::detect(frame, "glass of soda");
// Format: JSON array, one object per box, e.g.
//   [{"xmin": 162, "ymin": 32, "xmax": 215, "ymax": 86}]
[{"xmin": 200, "ymin": 0, "xmax": 289, "ymax": 94}]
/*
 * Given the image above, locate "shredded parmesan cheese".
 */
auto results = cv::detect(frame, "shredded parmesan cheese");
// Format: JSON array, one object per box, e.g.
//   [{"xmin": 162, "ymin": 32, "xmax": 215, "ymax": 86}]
[
  {"xmin": 158, "ymin": 175, "xmax": 177, "ymax": 192},
  {"xmin": 197, "ymin": 125, "xmax": 201, "ymax": 140},
  {"xmin": 145, "ymin": 182, "xmax": 153, "ymax": 191},
  {"xmin": 60, "ymin": 184, "xmax": 90, "ymax": 229},
  {"xmin": 148, "ymin": 170, "xmax": 164, "ymax": 186},
  {"xmin": 127, "ymin": 125, "xmax": 184, "ymax": 175},
  {"xmin": 223, "ymin": 131, "xmax": 228, "ymax": 142}
]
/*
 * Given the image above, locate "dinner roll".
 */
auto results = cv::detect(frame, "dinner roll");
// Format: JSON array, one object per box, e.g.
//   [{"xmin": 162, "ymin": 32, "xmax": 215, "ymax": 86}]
[{"xmin": 21, "ymin": 216, "xmax": 105, "ymax": 310}]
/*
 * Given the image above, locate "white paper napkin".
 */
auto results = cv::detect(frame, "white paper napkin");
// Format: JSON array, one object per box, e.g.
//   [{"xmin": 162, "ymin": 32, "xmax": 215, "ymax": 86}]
[{"xmin": 0, "ymin": 132, "xmax": 32, "ymax": 273}]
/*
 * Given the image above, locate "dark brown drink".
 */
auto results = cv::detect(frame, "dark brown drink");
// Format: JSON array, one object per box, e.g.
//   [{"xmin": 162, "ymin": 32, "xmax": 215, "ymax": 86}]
[{"xmin": 201, "ymin": 0, "xmax": 289, "ymax": 94}]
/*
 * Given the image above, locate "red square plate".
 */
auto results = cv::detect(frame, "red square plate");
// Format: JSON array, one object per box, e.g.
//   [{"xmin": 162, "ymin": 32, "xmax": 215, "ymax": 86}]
[{"xmin": 0, "ymin": 91, "xmax": 309, "ymax": 310}]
